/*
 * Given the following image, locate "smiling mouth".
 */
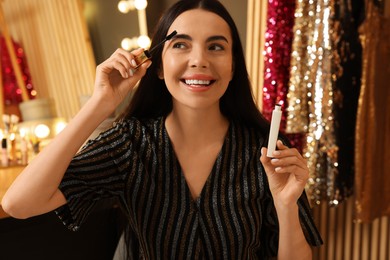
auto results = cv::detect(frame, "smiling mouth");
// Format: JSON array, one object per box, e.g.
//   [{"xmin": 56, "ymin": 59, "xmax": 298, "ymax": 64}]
[{"xmin": 182, "ymin": 79, "xmax": 215, "ymax": 87}]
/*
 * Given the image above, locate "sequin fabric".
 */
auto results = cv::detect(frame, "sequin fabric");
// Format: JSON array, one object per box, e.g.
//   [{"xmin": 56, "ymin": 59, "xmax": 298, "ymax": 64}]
[
  {"xmin": 331, "ymin": 0, "xmax": 363, "ymax": 205},
  {"xmin": 262, "ymin": 0, "xmax": 305, "ymax": 152},
  {"xmin": 0, "ymin": 37, "xmax": 36, "ymax": 104},
  {"xmin": 355, "ymin": 0, "xmax": 390, "ymax": 223},
  {"xmin": 286, "ymin": 0, "xmax": 340, "ymax": 206}
]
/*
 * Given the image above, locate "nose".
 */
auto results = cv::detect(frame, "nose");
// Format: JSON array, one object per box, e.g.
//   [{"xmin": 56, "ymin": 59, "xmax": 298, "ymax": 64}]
[{"xmin": 189, "ymin": 46, "xmax": 209, "ymax": 68}]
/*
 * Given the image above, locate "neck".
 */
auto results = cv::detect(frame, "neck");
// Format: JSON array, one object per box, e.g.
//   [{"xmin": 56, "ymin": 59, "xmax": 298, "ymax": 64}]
[{"xmin": 165, "ymin": 106, "xmax": 229, "ymax": 146}]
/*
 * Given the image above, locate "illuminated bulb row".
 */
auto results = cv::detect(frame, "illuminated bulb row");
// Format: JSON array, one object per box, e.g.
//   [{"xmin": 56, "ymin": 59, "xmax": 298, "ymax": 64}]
[
  {"xmin": 118, "ymin": 0, "xmax": 148, "ymax": 13},
  {"xmin": 28, "ymin": 121, "xmax": 67, "ymax": 139},
  {"xmin": 17, "ymin": 120, "xmax": 67, "ymax": 140},
  {"xmin": 121, "ymin": 35, "xmax": 151, "ymax": 50}
]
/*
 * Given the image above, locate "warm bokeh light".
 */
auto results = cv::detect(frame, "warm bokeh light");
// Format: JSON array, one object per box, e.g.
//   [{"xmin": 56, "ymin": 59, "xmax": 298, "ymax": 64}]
[
  {"xmin": 134, "ymin": 0, "xmax": 147, "ymax": 10},
  {"xmin": 55, "ymin": 121, "xmax": 67, "ymax": 135},
  {"xmin": 117, "ymin": 0, "xmax": 132, "ymax": 13},
  {"xmin": 121, "ymin": 37, "xmax": 137, "ymax": 51},
  {"xmin": 118, "ymin": 1, "xmax": 149, "ymax": 51},
  {"xmin": 121, "ymin": 37, "xmax": 133, "ymax": 50},
  {"xmin": 137, "ymin": 35, "xmax": 151, "ymax": 49},
  {"xmin": 34, "ymin": 124, "xmax": 50, "ymax": 139},
  {"xmin": 19, "ymin": 128, "xmax": 26, "ymax": 138}
]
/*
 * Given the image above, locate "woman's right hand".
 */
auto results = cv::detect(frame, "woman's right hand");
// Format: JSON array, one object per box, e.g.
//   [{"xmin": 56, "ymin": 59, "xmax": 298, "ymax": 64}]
[{"xmin": 93, "ymin": 48, "xmax": 152, "ymax": 113}]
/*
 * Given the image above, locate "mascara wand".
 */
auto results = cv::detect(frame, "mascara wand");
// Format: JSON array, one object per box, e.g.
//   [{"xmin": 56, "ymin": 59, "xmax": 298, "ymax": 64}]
[{"xmin": 134, "ymin": 30, "xmax": 177, "ymax": 68}]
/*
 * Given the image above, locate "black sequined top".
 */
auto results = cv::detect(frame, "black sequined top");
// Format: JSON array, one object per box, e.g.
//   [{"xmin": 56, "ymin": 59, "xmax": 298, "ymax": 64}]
[{"xmin": 55, "ymin": 117, "xmax": 322, "ymax": 259}]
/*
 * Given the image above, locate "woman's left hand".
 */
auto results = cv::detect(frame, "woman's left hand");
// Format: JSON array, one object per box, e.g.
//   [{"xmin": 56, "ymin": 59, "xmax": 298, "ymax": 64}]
[{"xmin": 260, "ymin": 140, "xmax": 309, "ymax": 207}]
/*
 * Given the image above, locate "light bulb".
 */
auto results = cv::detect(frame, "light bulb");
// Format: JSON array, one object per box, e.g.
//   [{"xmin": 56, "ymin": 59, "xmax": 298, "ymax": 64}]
[
  {"xmin": 9, "ymin": 133, "xmax": 16, "ymax": 141},
  {"xmin": 118, "ymin": 0, "xmax": 131, "ymax": 13},
  {"xmin": 121, "ymin": 37, "xmax": 137, "ymax": 50},
  {"xmin": 121, "ymin": 37, "xmax": 132, "ymax": 50},
  {"xmin": 55, "ymin": 122, "xmax": 67, "ymax": 135},
  {"xmin": 19, "ymin": 128, "xmax": 26, "ymax": 138},
  {"xmin": 137, "ymin": 35, "xmax": 151, "ymax": 49},
  {"xmin": 134, "ymin": 0, "xmax": 147, "ymax": 10},
  {"xmin": 34, "ymin": 124, "xmax": 50, "ymax": 139}
]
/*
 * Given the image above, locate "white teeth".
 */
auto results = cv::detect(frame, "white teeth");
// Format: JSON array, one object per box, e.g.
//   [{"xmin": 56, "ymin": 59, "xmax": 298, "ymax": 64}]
[{"xmin": 185, "ymin": 79, "xmax": 211, "ymax": 85}]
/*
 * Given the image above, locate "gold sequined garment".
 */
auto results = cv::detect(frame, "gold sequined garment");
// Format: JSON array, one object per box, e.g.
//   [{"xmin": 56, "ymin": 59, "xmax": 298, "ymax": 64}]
[
  {"xmin": 287, "ymin": 0, "xmax": 339, "ymax": 206},
  {"xmin": 355, "ymin": 0, "xmax": 390, "ymax": 223}
]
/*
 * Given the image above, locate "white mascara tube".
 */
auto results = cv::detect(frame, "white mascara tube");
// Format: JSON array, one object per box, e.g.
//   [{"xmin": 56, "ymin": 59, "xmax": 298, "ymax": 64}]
[{"xmin": 267, "ymin": 104, "xmax": 282, "ymax": 157}]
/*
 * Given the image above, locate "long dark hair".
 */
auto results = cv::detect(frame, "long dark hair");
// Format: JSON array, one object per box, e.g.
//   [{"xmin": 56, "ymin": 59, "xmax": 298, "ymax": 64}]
[{"xmin": 120, "ymin": 0, "xmax": 270, "ymax": 135}]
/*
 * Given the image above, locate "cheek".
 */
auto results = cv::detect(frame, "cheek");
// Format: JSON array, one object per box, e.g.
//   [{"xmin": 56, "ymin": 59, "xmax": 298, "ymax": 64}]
[{"xmin": 161, "ymin": 57, "xmax": 179, "ymax": 79}]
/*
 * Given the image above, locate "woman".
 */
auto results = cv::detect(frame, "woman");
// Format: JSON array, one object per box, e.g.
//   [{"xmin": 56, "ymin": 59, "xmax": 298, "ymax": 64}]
[{"xmin": 2, "ymin": 0, "xmax": 322, "ymax": 258}]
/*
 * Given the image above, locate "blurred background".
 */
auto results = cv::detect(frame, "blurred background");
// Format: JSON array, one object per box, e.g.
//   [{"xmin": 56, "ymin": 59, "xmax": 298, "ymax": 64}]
[{"xmin": 0, "ymin": 1, "xmax": 388, "ymax": 260}]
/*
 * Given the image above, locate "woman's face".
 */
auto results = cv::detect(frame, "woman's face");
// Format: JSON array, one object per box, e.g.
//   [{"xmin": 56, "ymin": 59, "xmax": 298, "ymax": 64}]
[{"xmin": 160, "ymin": 9, "xmax": 233, "ymax": 112}]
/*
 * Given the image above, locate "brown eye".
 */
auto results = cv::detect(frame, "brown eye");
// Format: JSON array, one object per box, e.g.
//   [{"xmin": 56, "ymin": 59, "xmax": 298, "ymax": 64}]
[
  {"xmin": 209, "ymin": 44, "xmax": 224, "ymax": 51},
  {"xmin": 172, "ymin": 42, "xmax": 186, "ymax": 49}
]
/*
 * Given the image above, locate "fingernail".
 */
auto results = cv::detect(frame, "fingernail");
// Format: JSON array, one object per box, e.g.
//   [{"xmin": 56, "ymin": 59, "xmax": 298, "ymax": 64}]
[
  {"xmin": 124, "ymin": 72, "xmax": 129, "ymax": 78},
  {"xmin": 131, "ymin": 59, "xmax": 137, "ymax": 67},
  {"xmin": 273, "ymin": 151, "xmax": 281, "ymax": 156},
  {"xmin": 271, "ymin": 158, "xmax": 279, "ymax": 163},
  {"xmin": 275, "ymin": 167, "xmax": 281, "ymax": 172},
  {"xmin": 129, "ymin": 69, "xmax": 134, "ymax": 76}
]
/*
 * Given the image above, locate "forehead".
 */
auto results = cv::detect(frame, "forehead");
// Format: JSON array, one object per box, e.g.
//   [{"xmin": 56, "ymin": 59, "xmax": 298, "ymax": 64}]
[{"xmin": 168, "ymin": 9, "xmax": 232, "ymax": 40}]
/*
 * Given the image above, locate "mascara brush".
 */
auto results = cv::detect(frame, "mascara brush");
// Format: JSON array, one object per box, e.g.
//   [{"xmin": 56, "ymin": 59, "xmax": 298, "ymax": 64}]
[{"xmin": 134, "ymin": 30, "xmax": 177, "ymax": 68}]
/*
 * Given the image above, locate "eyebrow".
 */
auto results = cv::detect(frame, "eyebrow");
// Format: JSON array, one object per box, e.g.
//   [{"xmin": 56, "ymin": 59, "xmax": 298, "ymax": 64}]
[{"xmin": 172, "ymin": 34, "xmax": 229, "ymax": 43}]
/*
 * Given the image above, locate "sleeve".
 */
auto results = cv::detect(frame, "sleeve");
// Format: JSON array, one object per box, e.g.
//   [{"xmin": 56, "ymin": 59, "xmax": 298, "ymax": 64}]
[
  {"xmin": 297, "ymin": 191, "xmax": 323, "ymax": 246},
  {"xmin": 258, "ymin": 186, "xmax": 279, "ymax": 258},
  {"xmin": 259, "ymin": 182, "xmax": 323, "ymax": 258},
  {"xmin": 55, "ymin": 120, "xmax": 136, "ymax": 231}
]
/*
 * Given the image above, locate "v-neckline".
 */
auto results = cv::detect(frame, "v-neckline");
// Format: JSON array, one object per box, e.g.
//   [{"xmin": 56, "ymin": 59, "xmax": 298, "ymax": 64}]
[{"xmin": 162, "ymin": 119, "xmax": 231, "ymax": 204}]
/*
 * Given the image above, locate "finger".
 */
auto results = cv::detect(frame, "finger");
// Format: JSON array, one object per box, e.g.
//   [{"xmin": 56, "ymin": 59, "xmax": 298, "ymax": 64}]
[
  {"xmin": 260, "ymin": 147, "xmax": 277, "ymax": 175},
  {"xmin": 260, "ymin": 147, "xmax": 271, "ymax": 163},
  {"xmin": 274, "ymin": 165, "xmax": 309, "ymax": 182},
  {"xmin": 270, "ymin": 156, "xmax": 307, "ymax": 171},
  {"xmin": 276, "ymin": 140, "xmax": 288, "ymax": 149},
  {"xmin": 103, "ymin": 50, "xmax": 132, "ymax": 78},
  {"xmin": 272, "ymin": 141, "xmax": 303, "ymax": 158},
  {"xmin": 111, "ymin": 58, "xmax": 131, "ymax": 79},
  {"xmin": 268, "ymin": 140, "xmax": 288, "ymax": 158},
  {"xmin": 113, "ymin": 47, "xmax": 143, "ymax": 62},
  {"xmin": 113, "ymin": 48, "xmax": 145, "ymax": 71}
]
